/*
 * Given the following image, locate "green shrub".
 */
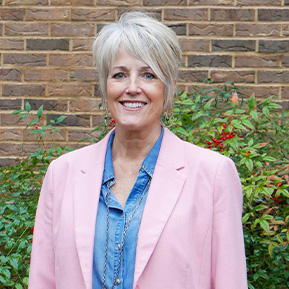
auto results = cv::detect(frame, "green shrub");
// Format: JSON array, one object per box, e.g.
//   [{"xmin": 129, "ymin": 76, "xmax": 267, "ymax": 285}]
[
  {"xmin": 171, "ymin": 83, "xmax": 289, "ymax": 289},
  {"xmin": 0, "ymin": 84, "xmax": 288, "ymax": 288}
]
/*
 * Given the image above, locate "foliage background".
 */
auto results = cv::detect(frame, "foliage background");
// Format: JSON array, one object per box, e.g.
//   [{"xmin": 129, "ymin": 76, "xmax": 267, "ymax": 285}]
[{"xmin": 0, "ymin": 84, "xmax": 288, "ymax": 289}]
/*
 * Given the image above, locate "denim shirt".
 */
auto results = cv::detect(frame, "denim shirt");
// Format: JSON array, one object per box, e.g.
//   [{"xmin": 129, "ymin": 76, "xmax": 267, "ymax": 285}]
[{"xmin": 92, "ymin": 128, "xmax": 163, "ymax": 289}]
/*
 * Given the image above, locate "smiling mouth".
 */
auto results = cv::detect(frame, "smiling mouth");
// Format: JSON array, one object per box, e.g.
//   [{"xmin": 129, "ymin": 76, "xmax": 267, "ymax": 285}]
[{"xmin": 121, "ymin": 102, "xmax": 145, "ymax": 108}]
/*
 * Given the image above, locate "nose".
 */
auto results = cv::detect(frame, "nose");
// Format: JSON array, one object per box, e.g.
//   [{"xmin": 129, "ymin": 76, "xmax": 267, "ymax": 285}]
[{"xmin": 125, "ymin": 76, "xmax": 141, "ymax": 95}]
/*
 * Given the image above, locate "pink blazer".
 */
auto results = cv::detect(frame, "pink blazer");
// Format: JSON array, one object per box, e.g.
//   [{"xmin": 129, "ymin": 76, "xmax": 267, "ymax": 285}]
[{"xmin": 29, "ymin": 128, "xmax": 247, "ymax": 289}]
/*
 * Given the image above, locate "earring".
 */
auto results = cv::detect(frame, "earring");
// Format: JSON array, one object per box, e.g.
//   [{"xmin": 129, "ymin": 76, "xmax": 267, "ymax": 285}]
[{"xmin": 162, "ymin": 111, "xmax": 172, "ymax": 126}]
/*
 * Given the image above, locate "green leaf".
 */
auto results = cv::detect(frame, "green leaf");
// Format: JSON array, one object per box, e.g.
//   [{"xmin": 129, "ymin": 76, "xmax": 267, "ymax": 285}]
[
  {"xmin": 248, "ymin": 95, "xmax": 256, "ymax": 109},
  {"xmin": 245, "ymin": 159, "xmax": 254, "ymax": 172},
  {"xmin": 250, "ymin": 110, "xmax": 258, "ymax": 122},
  {"xmin": 9, "ymin": 258, "xmax": 18, "ymax": 270},
  {"xmin": 23, "ymin": 277, "xmax": 29, "ymax": 286},
  {"xmin": 12, "ymin": 109, "xmax": 24, "ymax": 115},
  {"xmin": 27, "ymin": 119, "xmax": 38, "ymax": 127},
  {"xmin": 262, "ymin": 107, "xmax": 270, "ymax": 118},
  {"xmin": 260, "ymin": 219, "xmax": 270, "ymax": 233},
  {"xmin": 268, "ymin": 243, "xmax": 273, "ymax": 257},
  {"xmin": 25, "ymin": 102, "xmax": 31, "ymax": 112},
  {"xmin": 242, "ymin": 119, "xmax": 255, "ymax": 130},
  {"xmin": 276, "ymin": 234, "xmax": 283, "ymax": 244},
  {"xmin": 254, "ymin": 205, "xmax": 267, "ymax": 211},
  {"xmin": 56, "ymin": 115, "xmax": 67, "ymax": 124},
  {"xmin": 15, "ymin": 283, "xmax": 23, "ymax": 289},
  {"xmin": 176, "ymin": 127, "xmax": 189, "ymax": 137},
  {"xmin": 37, "ymin": 105, "xmax": 43, "ymax": 119}
]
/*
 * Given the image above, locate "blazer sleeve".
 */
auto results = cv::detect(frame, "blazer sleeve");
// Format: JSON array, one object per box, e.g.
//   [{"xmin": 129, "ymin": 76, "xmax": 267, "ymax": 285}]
[
  {"xmin": 28, "ymin": 161, "xmax": 56, "ymax": 289},
  {"xmin": 211, "ymin": 157, "xmax": 248, "ymax": 289}
]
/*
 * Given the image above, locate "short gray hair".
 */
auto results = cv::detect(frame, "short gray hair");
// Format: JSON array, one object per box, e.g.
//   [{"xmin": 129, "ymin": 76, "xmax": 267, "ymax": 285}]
[{"xmin": 92, "ymin": 11, "xmax": 182, "ymax": 112}]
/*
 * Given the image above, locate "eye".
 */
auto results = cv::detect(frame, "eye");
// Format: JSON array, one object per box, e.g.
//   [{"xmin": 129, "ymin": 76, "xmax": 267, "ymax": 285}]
[
  {"xmin": 143, "ymin": 72, "xmax": 156, "ymax": 80},
  {"xmin": 112, "ymin": 72, "xmax": 126, "ymax": 79}
]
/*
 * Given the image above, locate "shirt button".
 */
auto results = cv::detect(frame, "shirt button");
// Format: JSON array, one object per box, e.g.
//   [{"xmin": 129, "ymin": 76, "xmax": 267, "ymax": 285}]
[
  {"xmin": 118, "ymin": 244, "xmax": 121, "ymax": 250},
  {"xmin": 116, "ymin": 279, "xmax": 120, "ymax": 285}
]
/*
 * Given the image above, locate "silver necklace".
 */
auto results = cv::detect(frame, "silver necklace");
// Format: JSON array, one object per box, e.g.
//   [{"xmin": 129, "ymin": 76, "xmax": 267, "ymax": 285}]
[{"xmin": 102, "ymin": 178, "xmax": 152, "ymax": 289}]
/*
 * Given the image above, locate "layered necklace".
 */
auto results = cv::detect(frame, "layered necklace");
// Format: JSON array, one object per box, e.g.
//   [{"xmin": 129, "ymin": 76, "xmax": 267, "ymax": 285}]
[{"xmin": 102, "ymin": 178, "xmax": 152, "ymax": 289}]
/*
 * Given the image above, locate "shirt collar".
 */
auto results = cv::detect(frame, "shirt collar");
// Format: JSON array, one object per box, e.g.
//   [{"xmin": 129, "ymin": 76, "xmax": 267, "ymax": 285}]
[{"xmin": 102, "ymin": 127, "xmax": 163, "ymax": 184}]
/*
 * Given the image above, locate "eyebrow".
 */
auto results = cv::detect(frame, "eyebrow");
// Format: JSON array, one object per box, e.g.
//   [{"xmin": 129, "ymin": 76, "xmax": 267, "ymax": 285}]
[{"xmin": 112, "ymin": 65, "xmax": 151, "ymax": 70}]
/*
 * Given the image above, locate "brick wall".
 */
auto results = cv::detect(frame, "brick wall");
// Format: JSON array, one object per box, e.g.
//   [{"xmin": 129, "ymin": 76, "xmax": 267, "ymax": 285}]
[{"xmin": 1, "ymin": 0, "xmax": 289, "ymax": 166}]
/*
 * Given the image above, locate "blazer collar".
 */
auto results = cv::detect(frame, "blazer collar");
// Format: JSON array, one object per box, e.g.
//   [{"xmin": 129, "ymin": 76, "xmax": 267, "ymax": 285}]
[
  {"xmin": 133, "ymin": 127, "xmax": 186, "ymax": 287},
  {"xmin": 74, "ymin": 130, "xmax": 113, "ymax": 289}
]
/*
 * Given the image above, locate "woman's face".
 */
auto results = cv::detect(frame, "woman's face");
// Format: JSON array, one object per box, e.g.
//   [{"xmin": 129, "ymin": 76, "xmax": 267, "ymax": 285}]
[{"xmin": 107, "ymin": 48, "xmax": 164, "ymax": 134}]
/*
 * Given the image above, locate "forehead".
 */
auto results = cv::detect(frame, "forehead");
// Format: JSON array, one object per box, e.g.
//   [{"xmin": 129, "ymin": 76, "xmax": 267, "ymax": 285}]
[
  {"xmin": 110, "ymin": 48, "xmax": 151, "ymax": 69},
  {"xmin": 112, "ymin": 48, "xmax": 149, "ymax": 67}
]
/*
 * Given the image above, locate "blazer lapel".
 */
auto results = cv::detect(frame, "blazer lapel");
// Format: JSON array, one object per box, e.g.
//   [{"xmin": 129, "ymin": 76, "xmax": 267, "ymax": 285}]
[
  {"xmin": 133, "ymin": 128, "xmax": 186, "ymax": 286},
  {"xmin": 73, "ymin": 131, "xmax": 113, "ymax": 289}
]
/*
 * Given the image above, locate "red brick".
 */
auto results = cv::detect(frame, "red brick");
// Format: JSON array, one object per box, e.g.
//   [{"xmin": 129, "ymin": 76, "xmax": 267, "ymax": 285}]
[
  {"xmin": 49, "ymin": 53, "xmax": 93, "ymax": 67},
  {"xmin": 0, "ymin": 113, "xmax": 45, "ymax": 127},
  {"xmin": 0, "ymin": 158, "xmax": 21, "ymax": 167},
  {"xmin": 235, "ymin": 55, "xmax": 280, "ymax": 68},
  {"xmin": 238, "ymin": 0, "xmax": 281, "ymax": 5},
  {"xmin": 179, "ymin": 38, "xmax": 209, "ymax": 52},
  {"xmin": 282, "ymin": 24, "xmax": 289, "ymax": 37},
  {"xmin": 282, "ymin": 55, "xmax": 289, "ymax": 67},
  {"xmin": 0, "ymin": 68, "xmax": 21, "ymax": 81},
  {"xmin": 258, "ymin": 70, "xmax": 289, "ymax": 83},
  {"xmin": 144, "ymin": 0, "xmax": 185, "ymax": 5},
  {"xmin": 4, "ymin": 53, "xmax": 46, "ymax": 66},
  {"xmin": 189, "ymin": 0, "xmax": 234, "ymax": 4},
  {"xmin": 0, "ymin": 99, "xmax": 22, "ymax": 110},
  {"xmin": 279, "ymin": 101, "xmax": 289, "ymax": 110},
  {"xmin": 0, "ymin": 143, "xmax": 40, "ymax": 157},
  {"xmin": 2, "ymin": 84, "xmax": 45, "ymax": 97},
  {"xmin": 117, "ymin": 8, "xmax": 162, "ymax": 20},
  {"xmin": 68, "ymin": 128, "xmax": 100, "ymax": 142},
  {"xmin": 211, "ymin": 9, "xmax": 255, "ymax": 21},
  {"xmin": 237, "ymin": 85, "xmax": 280, "ymax": 99},
  {"xmin": 0, "ymin": 9, "xmax": 24, "ymax": 21},
  {"xmin": 179, "ymin": 69, "xmax": 208, "ymax": 83},
  {"xmin": 281, "ymin": 87, "xmax": 289, "ymax": 99},
  {"xmin": 51, "ymin": 23, "xmax": 95, "ymax": 37},
  {"xmin": 5, "ymin": 23, "xmax": 48, "ymax": 36},
  {"xmin": 164, "ymin": 8, "xmax": 208, "ymax": 21},
  {"xmin": 71, "ymin": 8, "xmax": 115, "ymax": 21},
  {"xmin": 26, "ymin": 8, "xmax": 70, "ymax": 21},
  {"xmin": 24, "ymin": 98, "xmax": 68, "ymax": 111},
  {"xmin": 0, "ymin": 39, "xmax": 24, "ymax": 50},
  {"xmin": 0, "ymin": 129, "xmax": 21, "ymax": 141},
  {"xmin": 92, "ymin": 114, "xmax": 105, "ymax": 127},
  {"xmin": 69, "ymin": 98, "xmax": 101, "ymax": 112},
  {"xmin": 47, "ymin": 113, "xmax": 91, "ymax": 127},
  {"xmin": 235, "ymin": 24, "xmax": 280, "ymax": 37},
  {"xmin": 72, "ymin": 38, "xmax": 95, "ymax": 51},
  {"xmin": 189, "ymin": 23, "xmax": 234, "ymax": 36},
  {"xmin": 51, "ymin": 0, "xmax": 95, "ymax": 5},
  {"xmin": 95, "ymin": 0, "xmax": 141, "ymax": 5},
  {"xmin": 47, "ymin": 83, "xmax": 92, "ymax": 97},
  {"xmin": 5, "ymin": 0, "xmax": 48, "ymax": 4},
  {"xmin": 211, "ymin": 70, "xmax": 255, "ymax": 83},
  {"xmin": 70, "ymin": 69, "xmax": 98, "ymax": 82},
  {"xmin": 24, "ymin": 68, "xmax": 68, "ymax": 82}
]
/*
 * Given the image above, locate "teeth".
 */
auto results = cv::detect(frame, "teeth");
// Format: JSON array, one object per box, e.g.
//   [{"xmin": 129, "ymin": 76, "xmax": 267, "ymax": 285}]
[{"xmin": 122, "ymin": 102, "xmax": 145, "ymax": 108}]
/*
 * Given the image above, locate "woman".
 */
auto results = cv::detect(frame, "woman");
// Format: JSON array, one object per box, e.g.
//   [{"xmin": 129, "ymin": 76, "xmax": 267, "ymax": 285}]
[{"xmin": 29, "ymin": 11, "xmax": 247, "ymax": 289}]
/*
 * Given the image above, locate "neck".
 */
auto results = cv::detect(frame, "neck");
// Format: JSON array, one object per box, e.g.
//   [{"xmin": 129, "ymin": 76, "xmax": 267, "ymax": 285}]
[{"xmin": 111, "ymin": 125, "xmax": 162, "ymax": 163}]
